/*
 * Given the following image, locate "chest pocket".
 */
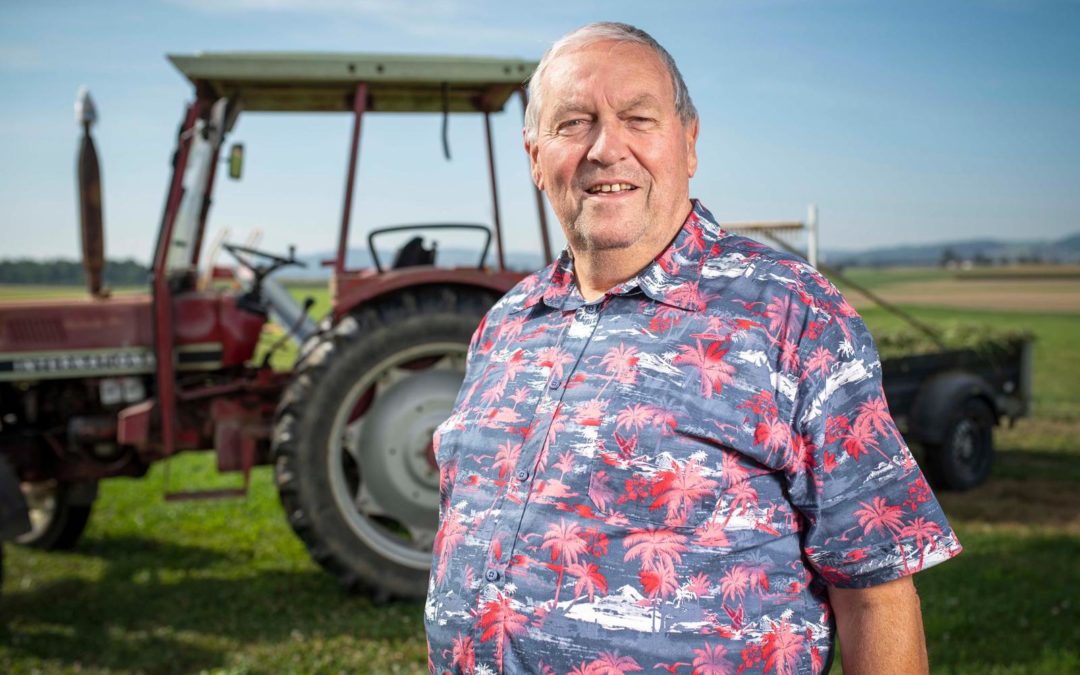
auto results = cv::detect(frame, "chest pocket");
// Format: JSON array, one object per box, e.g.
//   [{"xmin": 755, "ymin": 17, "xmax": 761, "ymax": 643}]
[{"xmin": 586, "ymin": 412, "xmax": 723, "ymax": 533}]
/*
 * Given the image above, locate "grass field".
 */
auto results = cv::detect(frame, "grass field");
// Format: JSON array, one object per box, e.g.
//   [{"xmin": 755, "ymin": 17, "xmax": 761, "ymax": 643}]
[{"xmin": 2, "ymin": 271, "xmax": 1078, "ymax": 674}]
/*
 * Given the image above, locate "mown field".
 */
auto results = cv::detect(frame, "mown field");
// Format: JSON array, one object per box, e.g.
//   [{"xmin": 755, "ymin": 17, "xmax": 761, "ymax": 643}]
[{"xmin": 2, "ymin": 269, "xmax": 1078, "ymax": 674}]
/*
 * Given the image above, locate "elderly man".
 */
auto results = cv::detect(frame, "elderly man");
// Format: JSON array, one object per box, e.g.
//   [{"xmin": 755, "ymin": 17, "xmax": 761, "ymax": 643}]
[{"xmin": 425, "ymin": 22, "xmax": 960, "ymax": 675}]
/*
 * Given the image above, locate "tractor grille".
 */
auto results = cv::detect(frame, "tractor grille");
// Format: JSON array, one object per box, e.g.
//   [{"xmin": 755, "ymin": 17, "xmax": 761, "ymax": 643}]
[{"xmin": 6, "ymin": 318, "xmax": 67, "ymax": 345}]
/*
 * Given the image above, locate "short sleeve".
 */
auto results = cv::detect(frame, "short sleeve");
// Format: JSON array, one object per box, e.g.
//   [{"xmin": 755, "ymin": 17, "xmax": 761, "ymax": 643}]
[{"xmin": 784, "ymin": 311, "xmax": 962, "ymax": 588}]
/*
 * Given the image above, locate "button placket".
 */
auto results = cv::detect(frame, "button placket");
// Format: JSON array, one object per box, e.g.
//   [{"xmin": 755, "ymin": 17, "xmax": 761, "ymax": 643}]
[{"xmin": 499, "ymin": 307, "xmax": 604, "ymax": 576}]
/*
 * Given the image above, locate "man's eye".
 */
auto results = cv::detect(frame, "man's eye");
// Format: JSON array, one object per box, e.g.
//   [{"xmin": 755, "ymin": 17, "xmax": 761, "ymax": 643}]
[
  {"xmin": 628, "ymin": 116, "xmax": 656, "ymax": 129},
  {"xmin": 557, "ymin": 119, "xmax": 589, "ymax": 135}
]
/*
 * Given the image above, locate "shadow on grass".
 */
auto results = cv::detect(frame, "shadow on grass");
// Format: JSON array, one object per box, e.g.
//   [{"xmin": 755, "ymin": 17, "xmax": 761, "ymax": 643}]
[
  {"xmin": 0, "ymin": 536, "xmax": 425, "ymax": 674},
  {"xmin": 934, "ymin": 451, "xmax": 1080, "ymax": 531},
  {"xmin": 917, "ymin": 530, "xmax": 1079, "ymax": 673}
]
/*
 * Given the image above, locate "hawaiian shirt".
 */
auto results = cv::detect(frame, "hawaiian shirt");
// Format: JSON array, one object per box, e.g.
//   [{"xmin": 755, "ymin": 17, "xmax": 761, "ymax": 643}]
[{"xmin": 425, "ymin": 200, "xmax": 961, "ymax": 675}]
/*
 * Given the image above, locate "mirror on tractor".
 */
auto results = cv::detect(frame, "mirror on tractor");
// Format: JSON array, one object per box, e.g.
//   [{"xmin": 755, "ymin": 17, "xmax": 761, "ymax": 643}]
[{"xmin": 227, "ymin": 143, "xmax": 244, "ymax": 180}]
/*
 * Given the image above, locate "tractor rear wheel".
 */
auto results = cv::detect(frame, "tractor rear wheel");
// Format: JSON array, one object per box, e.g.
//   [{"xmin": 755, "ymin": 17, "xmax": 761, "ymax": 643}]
[
  {"xmin": 15, "ymin": 480, "xmax": 96, "ymax": 550},
  {"xmin": 273, "ymin": 287, "xmax": 495, "ymax": 599}
]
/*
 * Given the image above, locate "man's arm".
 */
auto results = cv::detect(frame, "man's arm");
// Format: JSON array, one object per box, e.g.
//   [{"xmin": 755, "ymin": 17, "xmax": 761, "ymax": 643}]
[{"xmin": 828, "ymin": 576, "xmax": 929, "ymax": 675}]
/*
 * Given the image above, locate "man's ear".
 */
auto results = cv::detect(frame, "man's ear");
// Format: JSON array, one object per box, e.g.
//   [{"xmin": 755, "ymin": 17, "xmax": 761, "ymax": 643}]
[
  {"xmin": 685, "ymin": 117, "xmax": 700, "ymax": 178},
  {"xmin": 524, "ymin": 129, "xmax": 544, "ymax": 190}
]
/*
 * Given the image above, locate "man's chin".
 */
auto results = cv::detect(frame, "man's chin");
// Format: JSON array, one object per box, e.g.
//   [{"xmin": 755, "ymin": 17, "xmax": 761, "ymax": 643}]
[{"xmin": 574, "ymin": 230, "xmax": 643, "ymax": 253}]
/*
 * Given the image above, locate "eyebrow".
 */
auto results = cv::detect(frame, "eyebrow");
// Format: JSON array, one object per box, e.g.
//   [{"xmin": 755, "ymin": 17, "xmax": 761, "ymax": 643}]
[
  {"xmin": 546, "ymin": 93, "xmax": 664, "ymax": 124},
  {"xmin": 618, "ymin": 94, "xmax": 663, "ymax": 113},
  {"xmin": 547, "ymin": 101, "xmax": 589, "ymax": 123}
]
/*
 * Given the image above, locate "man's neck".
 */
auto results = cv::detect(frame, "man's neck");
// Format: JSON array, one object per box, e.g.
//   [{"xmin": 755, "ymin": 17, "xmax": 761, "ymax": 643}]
[
  {"xmin": 570, "ymin": 202, "xmax": 693, "ymax": 302},
  {"xmin": 571, "ymin": 249, "xmax": 648, "ymax": 302}
]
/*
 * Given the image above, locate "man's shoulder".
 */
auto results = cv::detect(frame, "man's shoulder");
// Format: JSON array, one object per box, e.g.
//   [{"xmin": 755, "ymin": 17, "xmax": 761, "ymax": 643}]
[{"xmin": 700, "ymin": 228, "xmax": 843, "ymax": 318}]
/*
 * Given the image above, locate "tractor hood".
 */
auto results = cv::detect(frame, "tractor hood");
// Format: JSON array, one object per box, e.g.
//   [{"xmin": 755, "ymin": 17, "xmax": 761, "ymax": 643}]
[{"xmin": 167, "ymin": 51, "xmax": 537, "ymax": 113}]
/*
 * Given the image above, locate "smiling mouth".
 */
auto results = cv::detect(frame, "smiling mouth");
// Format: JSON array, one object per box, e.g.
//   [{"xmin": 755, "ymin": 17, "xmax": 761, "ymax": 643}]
[{"xmin": 585, "ymin": 182, "xmax": 637, "ymax": 195}]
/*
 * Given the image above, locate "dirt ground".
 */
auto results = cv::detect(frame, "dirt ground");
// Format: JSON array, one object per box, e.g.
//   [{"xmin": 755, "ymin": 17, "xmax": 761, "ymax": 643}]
[{"xmin": 848, "ymin": 279, "xmax": 1080, "ymax": 314}]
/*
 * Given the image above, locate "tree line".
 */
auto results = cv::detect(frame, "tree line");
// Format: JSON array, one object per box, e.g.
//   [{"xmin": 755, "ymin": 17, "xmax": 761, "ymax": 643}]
[{"xmin": 0, "ymin": 258, "xmax": 150, "ymax": 285}]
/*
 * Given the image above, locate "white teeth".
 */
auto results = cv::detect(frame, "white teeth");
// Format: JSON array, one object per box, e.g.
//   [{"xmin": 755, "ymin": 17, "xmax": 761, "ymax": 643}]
[{"xmin": 589, "ymin": 183, "xmax": 633, "ymax": 194}]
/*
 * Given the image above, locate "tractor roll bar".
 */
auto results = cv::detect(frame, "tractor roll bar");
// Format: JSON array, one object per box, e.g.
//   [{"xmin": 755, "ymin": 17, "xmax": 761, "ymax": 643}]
[
  {"xmin": 336, "ymin": 82, "xmax": 555, "ymax": 278},
  {"xmin": 483, "ymin": 111, "xmax": 505, "ymax": 271},
  {"xmin": 336, "ymin": 82, "xmax": 368, "ymax": 277}
]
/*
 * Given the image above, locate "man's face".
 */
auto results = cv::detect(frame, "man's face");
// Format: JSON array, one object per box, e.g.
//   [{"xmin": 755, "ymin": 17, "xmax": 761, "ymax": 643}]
[{"xmin": 527, "ymin": 40, "xmax": 699, "ymax": 256}]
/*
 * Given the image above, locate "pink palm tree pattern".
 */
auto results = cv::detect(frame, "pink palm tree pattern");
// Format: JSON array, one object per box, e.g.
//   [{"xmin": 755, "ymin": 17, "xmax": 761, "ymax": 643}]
[
  {"xmin": 649, "ymin": 459, "xmax": 719, "ymax": 527},
  {"xmin": 542, "ymin": 519, "xmax": 590, "ymax": 605},
  {"xmin": 426, "ymin": 202, "xmax": 961, "ymax": 673},
  {"xmin": 673, "ymin": 339, "xmax": 735, "ymax": 398},
  {"xmin": 478, "ymin": 592, "xmax": 528, "ymax": 673},
  {"xmin": 692, "ymin": 642, "xmax": 732, "ymax": 675}
]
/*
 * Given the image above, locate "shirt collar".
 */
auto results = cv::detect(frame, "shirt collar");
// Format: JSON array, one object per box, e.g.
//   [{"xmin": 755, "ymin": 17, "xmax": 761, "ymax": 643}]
[{"xmin": 519, "ymin": 199, "xmax": 725, "ymax": 314}]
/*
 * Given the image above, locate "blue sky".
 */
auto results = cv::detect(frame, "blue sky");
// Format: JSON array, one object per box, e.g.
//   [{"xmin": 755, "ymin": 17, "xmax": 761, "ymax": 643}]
[{"xmin": 2, "ymin": 0, "xmax": 1078, "ymax": 262}]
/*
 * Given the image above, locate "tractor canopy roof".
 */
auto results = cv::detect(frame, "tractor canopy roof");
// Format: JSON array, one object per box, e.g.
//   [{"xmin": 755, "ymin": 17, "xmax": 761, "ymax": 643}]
[{"xmin": 167, "ymin": 51, "xmax": 537, "ymax": 114}]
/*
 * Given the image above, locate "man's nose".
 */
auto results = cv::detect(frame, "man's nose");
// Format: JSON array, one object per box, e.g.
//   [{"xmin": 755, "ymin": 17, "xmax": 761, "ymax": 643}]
[{"xmin": 586, "ymin": 121, "xmax": 629, "ymax": 165}]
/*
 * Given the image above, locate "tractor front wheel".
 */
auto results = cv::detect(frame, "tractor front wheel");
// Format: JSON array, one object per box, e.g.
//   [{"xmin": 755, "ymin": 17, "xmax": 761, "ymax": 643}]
[
  {"xmin": 15, "ymin": 480, "xmax": 96, "ymax": 550},
  {"xmin": 272, "ymin": 287, "xmax": 494, "ymax": 599}
]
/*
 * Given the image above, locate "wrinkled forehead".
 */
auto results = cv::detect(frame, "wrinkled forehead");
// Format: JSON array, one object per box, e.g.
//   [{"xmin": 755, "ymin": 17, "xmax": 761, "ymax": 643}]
[{"xmin": 538, "ymin": 40, "xmax": 674, "ymax": 116}]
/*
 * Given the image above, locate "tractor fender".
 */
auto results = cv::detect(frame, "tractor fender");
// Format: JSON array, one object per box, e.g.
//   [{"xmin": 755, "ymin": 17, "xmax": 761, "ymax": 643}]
[
  {"xmin": 907, "ymin": 371, "xmax": 998, "ymax": 446},
  {"xmin": 332, "ymin": 267, "xmax": 524, "ymax": 320},
  {"xmin": 0, "ymin": 456, "xmax": 31, "ymax": 541}
]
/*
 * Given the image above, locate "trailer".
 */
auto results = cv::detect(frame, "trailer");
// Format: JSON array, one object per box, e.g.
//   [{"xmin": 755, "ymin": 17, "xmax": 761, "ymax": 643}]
[
  {"xmin": 732, "ymin": 219, "xmax": 1035, "ymax": 492},
  {"xmin": 881, "ymin": 335, "xmax": 1033, "ymax": 490}
]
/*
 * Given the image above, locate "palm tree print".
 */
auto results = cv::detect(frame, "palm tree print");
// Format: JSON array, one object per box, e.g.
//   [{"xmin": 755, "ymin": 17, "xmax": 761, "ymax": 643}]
[
  {"xmin": 623, "ymin": 527, "xmax": 689, "ymax": 572},
  {"xmin": 692, "ymin": 642, "xmax": 732, "ymax": 675},
  {"xmin": 649, "ymin": 459, "xmax": 719, "ymax": 527},
  {"xmin": 761, "ymin": 620, "xmax": 805, "ymax": 675},
  {"xmin": 542, "ymin": 518, "xmax": 589, "ymax": 605},
  {"xmin": 478, "ymin": 592, "xmax": 528, "ymax": 673},
  {"xmin": 674, "ymin": 339, "xmax": 735, "ymax": 398}
]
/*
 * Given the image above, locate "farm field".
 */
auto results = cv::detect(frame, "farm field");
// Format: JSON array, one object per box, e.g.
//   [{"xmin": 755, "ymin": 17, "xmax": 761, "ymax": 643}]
[
  {"xmin": 1, "ymin": 269, "xmax": 1078, "ymax": 674},
  {"xmin": 839, "ymin": 266, "xmax": 1080, "ymax": 313}
]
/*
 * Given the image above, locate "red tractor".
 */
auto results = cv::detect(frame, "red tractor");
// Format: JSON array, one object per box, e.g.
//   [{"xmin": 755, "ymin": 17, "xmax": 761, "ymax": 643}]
[{"xmin": 0, "ymin": 52, "xmax": 552, "ymax": 599}]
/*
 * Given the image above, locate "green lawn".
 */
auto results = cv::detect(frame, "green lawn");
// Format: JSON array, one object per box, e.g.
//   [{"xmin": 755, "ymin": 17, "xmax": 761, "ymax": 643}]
[
  {"xmin": 1, "ymin": 281, "xmax": 1078, "ymax": 673},
  {"xmin": 832, "ymin": 265, "xmax": 954, "ymax": 290}
]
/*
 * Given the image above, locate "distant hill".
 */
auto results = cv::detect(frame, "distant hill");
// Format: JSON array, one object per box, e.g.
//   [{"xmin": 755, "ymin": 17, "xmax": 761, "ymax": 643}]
[
  {"xmin": 1057, "ymin": 233, "xmax": 1080, "ymax": 251},
  {"xmin": 825, "ymin": 232, "xmax": 1080, "ymax": 267}
]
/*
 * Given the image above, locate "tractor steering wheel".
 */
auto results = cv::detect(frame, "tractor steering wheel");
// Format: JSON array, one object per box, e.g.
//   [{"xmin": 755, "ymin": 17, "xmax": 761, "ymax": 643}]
[{"xmin": 222, "ymin": 242, "xmax": 301, "ymax": 272}]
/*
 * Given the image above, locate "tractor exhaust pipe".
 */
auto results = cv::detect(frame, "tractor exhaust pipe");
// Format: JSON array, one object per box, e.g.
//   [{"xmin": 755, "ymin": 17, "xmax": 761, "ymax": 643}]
[{"xmin": 76, "ymin": 87, "xmax": 106, "ymax": 298}]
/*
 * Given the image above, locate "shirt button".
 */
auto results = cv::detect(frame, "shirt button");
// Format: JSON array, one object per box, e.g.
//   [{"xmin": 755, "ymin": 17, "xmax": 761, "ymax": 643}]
[
  {"xmin": 584, "ymin": 303, "xmax": 599, "ymax": 314},
  {"xmin": 549, "ymin": 378, "xmax": 562, "ymax": 390},
  {"xmin": 485, "ymin": 569, "xmax": 500, "ymax": 583},
  {"xmin": 515, "ymin": 469, "xmax": 529, "ymax": 481}
]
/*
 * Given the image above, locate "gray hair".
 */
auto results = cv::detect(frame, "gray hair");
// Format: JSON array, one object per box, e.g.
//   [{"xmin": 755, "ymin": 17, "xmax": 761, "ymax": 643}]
[{"xmin": 524, "ymin": 22, "xmax": 698, "ymax": 144}]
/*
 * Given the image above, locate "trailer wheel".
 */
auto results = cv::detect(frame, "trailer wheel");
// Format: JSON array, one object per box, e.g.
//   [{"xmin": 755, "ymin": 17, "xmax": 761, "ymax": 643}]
[
  {"xmin": 15, "ymin": 480, "xmax": 95, "ymax": 550},
  {"xmin": 924, "ymin": 398, "xmax": 995, "ymax": 491},
  {"xmin": 273, "ymin": 287, "xmax": 495, "ymax": 599}
]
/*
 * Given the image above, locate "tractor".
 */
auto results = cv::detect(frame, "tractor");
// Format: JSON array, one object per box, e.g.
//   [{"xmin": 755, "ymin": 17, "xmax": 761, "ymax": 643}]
[{"xmin": 0, "ymin": 52, "xmax": 553, "ymax": 599}]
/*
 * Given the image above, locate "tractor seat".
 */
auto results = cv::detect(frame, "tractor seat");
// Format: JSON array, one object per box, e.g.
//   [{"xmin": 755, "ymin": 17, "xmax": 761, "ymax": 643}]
[{"xmin": 392, "ymin": 236, "xmax": 437, "ymax": 269}]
